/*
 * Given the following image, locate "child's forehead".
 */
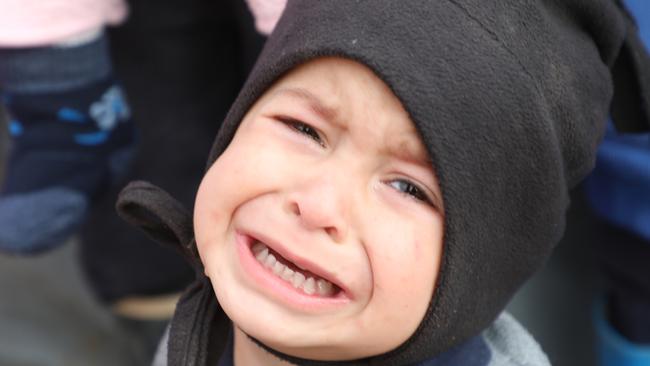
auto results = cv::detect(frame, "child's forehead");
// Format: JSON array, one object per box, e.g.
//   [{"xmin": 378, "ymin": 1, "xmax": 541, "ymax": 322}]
[
  {"xmin": 260, "ymin": 58, "xmax": 431, "ymax": 166},
  {"xmin": 272, "ymin": 57, "xmax": 401, "ymax": 111}
]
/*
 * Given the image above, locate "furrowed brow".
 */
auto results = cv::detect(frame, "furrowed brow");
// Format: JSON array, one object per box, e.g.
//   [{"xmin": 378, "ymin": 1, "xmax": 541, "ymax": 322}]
[
  {"xmin": 385, "ymin": 135, "xmax": 432, "ymax": 168},
  {"xmin": 275, "ymin": 87, "xmax": 341, "ymax": 126}
]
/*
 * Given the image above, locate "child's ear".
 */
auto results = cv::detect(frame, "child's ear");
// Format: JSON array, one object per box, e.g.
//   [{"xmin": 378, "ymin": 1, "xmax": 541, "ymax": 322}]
[{"xmin": 116, "ymin": 180, "xmax": 201, "ymax": 269}]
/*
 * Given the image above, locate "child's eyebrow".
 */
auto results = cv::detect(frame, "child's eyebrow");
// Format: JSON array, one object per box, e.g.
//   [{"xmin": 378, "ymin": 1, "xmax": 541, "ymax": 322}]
[
  {"xmin": 384, "ymin": 136, "xmax": 432, "ymax": 168},
  {"xmin": 274, "ymin": 87, "xmax": 342, "ymax": 127}
]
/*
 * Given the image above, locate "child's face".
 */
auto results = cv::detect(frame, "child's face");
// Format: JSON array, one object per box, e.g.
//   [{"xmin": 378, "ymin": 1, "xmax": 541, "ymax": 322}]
[{"xmin": 194, "ymin": 57, "xmax": 444, "ymax": 361}]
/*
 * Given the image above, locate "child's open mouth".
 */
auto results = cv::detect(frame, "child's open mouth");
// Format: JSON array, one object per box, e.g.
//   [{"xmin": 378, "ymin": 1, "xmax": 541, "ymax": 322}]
[
  {"xmin": 251, "ymin": 240, "xmax": 340, "ymax": 297},
  {"xmin": 236, "ymin": 231, "xmax": 351, "ymax": 310}
]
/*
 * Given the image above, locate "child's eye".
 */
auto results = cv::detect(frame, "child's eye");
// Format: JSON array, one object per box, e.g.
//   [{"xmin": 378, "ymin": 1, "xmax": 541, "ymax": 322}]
[
  {"xmin": 277, "ymin": 116, "xmax": 325, "ymax": 147},
  {"xmin": 388, "ymin": 179, "xmax": 433, "ymax": 206}
]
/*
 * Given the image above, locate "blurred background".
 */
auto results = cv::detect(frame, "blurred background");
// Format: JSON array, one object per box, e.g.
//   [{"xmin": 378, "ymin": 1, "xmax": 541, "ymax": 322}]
[{"xmin": 0, "ymin": 0, "xmax": 264, "ymax": 364}]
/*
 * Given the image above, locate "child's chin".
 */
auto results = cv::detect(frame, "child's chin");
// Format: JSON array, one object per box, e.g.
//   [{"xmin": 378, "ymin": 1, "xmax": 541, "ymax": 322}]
[{"xmin": 242, "ymin": 327, "xmax": 379, "ymax": 362}]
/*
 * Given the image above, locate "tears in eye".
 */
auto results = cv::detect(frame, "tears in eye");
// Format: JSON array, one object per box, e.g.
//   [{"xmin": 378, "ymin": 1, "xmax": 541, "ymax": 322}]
[
  {"xmin": 387, "ymin": 179, "xmax": 432, "ymax": 205},
  {"xmin": 277, "ymin": 116, "xmax": 325, "ymax": 147}
]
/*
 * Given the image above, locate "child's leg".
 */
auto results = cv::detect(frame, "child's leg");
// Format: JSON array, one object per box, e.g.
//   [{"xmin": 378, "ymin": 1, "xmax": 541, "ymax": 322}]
[{"xmin": 0, "ymin": 29, "xmax": 136, "ymax": 254}]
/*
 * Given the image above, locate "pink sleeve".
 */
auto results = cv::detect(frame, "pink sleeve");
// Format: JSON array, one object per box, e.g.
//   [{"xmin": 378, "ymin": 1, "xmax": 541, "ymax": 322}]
[
  {"xmin": 245, "ymin": 0, "xmax": 287, "ymax": 35},
  {"xmin": 0, "ymin": 0, "xmax": 128, "ymax": 47}
]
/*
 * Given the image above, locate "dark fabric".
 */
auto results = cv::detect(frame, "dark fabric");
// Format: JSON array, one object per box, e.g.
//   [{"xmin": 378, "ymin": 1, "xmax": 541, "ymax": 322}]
[
  {"xmin": 167, "ymin": 277, "xmax": 229, "ymax": 366},
  {"xmin": 116, "ymin": 182, "xmax": 229, "ymax": 365},
  {"xmin": 596, "ymin": 220, "xmax": 650, "ymax": 343},
  {"xmin": 0, "ymin": 33, "xmax": 112, "ymax": 93},
  {"xmin": 80, "ymin": 0, "xmax": 264, "ymax": 303},
  {"xmin": 216, "ymin": 329, "xmax": 234, "ymax": 366},
  {"xmin": 116, "ymin": 181, "xmax": 198, "ymax": 265},
  {"xmin": 0, "ymin": 34, "xmax": 135, "ymax": 253},
  {"xmin": 590, "ymin": 1, "xmax": 650, "ymax": 344},
  {"xmin": 610, "ymin": 0, "xmax": 650, "ymax": 133},
  {"xmin": 1, "ymin": 77, "xmax": 132, "ymax": 195},
  {"xmin": 0, "ymin": 33, "xmax": 127, "ymax": 198},
  {"xmin": 117, "ymin": 0, "xmax": 650, "ymax": 365}
]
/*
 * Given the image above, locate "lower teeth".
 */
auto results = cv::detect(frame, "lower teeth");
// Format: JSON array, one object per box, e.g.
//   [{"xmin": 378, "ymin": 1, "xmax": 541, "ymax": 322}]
[{"xmin": 252, "ymin": 241, "xmax": 335, "ymax": 296}]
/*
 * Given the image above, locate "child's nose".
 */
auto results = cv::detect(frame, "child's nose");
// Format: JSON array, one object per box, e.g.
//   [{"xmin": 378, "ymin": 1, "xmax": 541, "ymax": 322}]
[{"xmin": 284, "ymin": 174, "xmax": 349, "ymax": 243}]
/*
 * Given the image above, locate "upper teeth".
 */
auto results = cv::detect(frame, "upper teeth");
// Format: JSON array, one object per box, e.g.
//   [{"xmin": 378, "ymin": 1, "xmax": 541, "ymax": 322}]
[{"xmin": 252, "ymin": 241, "xmax": 335, "ymax": 297}]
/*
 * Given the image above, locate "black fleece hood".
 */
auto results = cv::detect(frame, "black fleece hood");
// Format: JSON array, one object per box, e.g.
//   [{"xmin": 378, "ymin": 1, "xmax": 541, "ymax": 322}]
[{"xmin": 117, "ymin": 1, "xmax": 650, "ymax": 365}]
